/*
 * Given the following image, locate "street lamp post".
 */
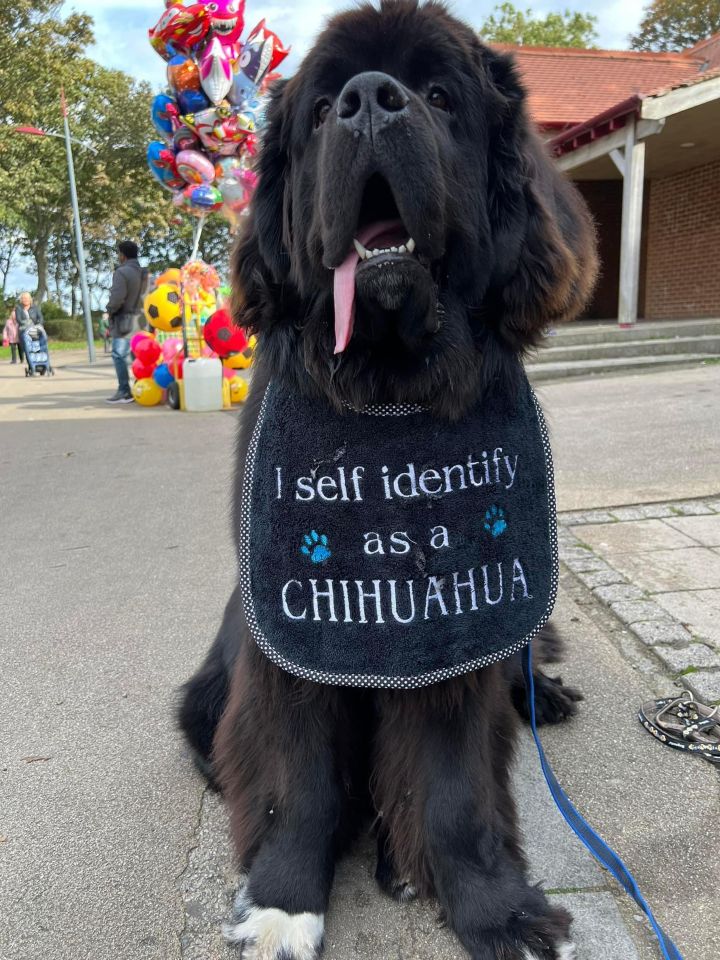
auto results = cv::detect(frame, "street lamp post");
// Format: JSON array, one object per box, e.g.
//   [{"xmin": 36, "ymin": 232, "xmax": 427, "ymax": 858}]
[
  {"xmin": 61, "ymin": 90, "xmax": 95, "ymax": 363},
  {"xmin": 13, "ymin": 90, "xmax": 97, "ymax": 363}
]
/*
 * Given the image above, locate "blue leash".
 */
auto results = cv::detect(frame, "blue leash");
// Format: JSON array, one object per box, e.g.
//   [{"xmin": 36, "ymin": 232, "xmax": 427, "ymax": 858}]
[{"xmin": 523, "ymin": 644, "xmax": 684, "ymax": 960}]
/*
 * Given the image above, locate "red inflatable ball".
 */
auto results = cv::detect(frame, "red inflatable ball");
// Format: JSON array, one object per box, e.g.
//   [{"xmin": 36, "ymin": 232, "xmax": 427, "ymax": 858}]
[
  {"xmin": 130, "ymin": 331, "xmax": 154, "ymax": 353},
  {"xmin": 203, "ymin": 308, "xmax": 248, "ymax": 358},
  {"xmin": 132, "ymin": 358, "xmax": 157, "ymax": 380},
  {"xmin": 134, "ymin": 337, "xmax": 162, "ymax": 366}
]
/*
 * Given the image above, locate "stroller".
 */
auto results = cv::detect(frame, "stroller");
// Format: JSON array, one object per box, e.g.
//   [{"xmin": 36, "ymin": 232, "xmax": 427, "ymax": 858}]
[{"xmin": 22, "ymin": 325, "xmax": 54, "ymax": 376}]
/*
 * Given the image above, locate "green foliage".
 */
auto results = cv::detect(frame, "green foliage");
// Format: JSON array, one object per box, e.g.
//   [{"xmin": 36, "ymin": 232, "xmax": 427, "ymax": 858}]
[
  {"xmin": 630, "ymin": 0, "xmax": 720, "ymax": 51},
  {"xmin": 479, "ymin": 2, "xmax": 598, "ymax": 46},
  {"xmin": 41, "ymin": 301, "xmax": 70, "ymax": 322},
  {"xmin": 43, "ymin": 318, "xmax": 85, "ymax": 340}
]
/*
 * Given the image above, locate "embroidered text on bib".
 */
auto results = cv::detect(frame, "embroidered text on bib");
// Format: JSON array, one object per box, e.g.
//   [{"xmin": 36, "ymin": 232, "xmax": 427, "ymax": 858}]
[{"xmin": 239, "ymin": 373, "xmax": 558, "ymax": 688}]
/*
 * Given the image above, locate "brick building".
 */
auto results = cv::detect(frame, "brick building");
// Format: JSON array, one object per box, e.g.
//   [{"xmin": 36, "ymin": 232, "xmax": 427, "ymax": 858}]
[{"xmin": 503, "ymin": 36, "xmax": 720, "ymax": 323}]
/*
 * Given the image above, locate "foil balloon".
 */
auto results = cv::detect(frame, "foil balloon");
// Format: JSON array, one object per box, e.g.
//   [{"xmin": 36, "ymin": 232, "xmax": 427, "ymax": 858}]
[
  {"xmin": 229, "ymin": 19, "xmax": 289, "ymax": 106},
  {"xmin": 214, "ymin": 154, "xmax": 241, "ymax": 178},
  {"xmin": 177, "ymin": 87, "xmax": 210, "ymax": 115},
  {"xmin": 167, "ymin": 54, "xmax": 201, "ymax": 94},
  {"xmin": 173, "ymin": 124, "xmax": 201, "ymax": 151},
  {"xmin": 149, "ymin": 2, "xmax": 208, "ymax": 54},
  {"xmin": 183, "ymin": 106, "xmax": 251, "ymax": 153},
  {"xmin": 151, "ymin": 93, "xmax": 178, "ymax": 138},
  {"xmin": 147, "ymin": 140, "xmax": 185, "ymax": 189},
  {"xmin": 217, "ymin": 174, "xmax": 249, "ymax": 210},
  {"xmin": 199, "ymin": 36, "xmax": 233, "ymax": 105},
  {"xmin": 202, "ymin": 0, "xmax": 245, "ymax": 45},
  {"xmin": 175, "ymin": 148, "xmax": 216, "ymax": 184},
  {"xmin": 184, "ymin": 183, "xmax": 223, "ymax": 210}
]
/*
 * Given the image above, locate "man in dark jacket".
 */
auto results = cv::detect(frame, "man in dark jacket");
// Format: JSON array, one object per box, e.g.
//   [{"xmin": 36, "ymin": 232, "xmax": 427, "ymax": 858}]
[{"xmin": 105, "ymin": 240, "xmax": 147, "ymax": 403}]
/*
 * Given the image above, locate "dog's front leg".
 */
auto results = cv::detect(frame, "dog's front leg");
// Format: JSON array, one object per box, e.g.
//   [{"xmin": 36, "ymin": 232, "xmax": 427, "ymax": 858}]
[
  {"xmin": 215, "ymin": 645, "xmax": 348, "ymax": 960},
  {"xmin": 375, "ymin": 668, "xmax": 575, "ymax": 960}
]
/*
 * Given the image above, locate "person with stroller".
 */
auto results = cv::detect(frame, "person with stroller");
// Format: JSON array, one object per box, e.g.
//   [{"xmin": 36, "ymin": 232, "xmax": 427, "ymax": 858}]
[
  {"xmin": 14, "ymin": 293, "xmax": 48, "ymax": 376},
  {"xmin": 105, "ymin": 241, "xmax": 148, "ymax": 404}
]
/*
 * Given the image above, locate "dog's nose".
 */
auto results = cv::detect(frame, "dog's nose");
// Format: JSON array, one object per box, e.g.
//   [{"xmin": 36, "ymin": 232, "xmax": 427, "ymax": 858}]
[{"xmin": 337, "ymin": 72, "xmax": 409, "ymax": 132}]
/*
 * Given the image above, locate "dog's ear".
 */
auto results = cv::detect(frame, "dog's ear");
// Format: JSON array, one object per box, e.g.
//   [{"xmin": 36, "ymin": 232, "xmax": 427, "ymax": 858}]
[
  {"xmin": 231, "ymin": 79, "xmax": 292, "ymax": 333},
  {"xmin": 479, "ymin": 47, "xmax": 598, "ymax": 349}
]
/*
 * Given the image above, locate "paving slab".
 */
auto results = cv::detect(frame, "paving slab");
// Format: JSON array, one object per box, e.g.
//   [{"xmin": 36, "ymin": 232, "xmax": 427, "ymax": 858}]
[
  {"xmin": 610, "ymin": 547, "xmax": 720, "ymax": 593},
  {"xmin": 664, "ymin": 514, "xmax": 720, "ymax": 546},
  {"xmin": 652, "ymin": 589, "xmax": 720, "ymax": 641},
  {"xmin": 573, "ymin": 520, "xmax": 697, "ymax": 554},
  {"xmin": 536, "ymin": 366, "xmax": 720, "ymax": 510}
]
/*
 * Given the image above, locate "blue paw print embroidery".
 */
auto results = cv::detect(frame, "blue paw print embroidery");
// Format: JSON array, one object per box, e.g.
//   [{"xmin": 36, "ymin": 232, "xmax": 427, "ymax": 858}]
[
  {"xmin": 484, "ymin": 505, "xmax": 507, "ymax": 538},
  {"xmin": 301, "ymin": 530, "xmax": 331, "ymax": 564}
]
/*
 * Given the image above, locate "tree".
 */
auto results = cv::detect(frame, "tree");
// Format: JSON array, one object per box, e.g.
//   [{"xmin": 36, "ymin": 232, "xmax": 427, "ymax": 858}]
[
  {"xmin": 0, "ymin": 0, "xmax": 177, "ymax": 304},
  {"xmin": 479, "ymin": 2, "xmax": 598, "ymax": 47},
  {"xmin": 630, "ymin": 0, "xmax": 720, "ymax": 51},
  {"xmin": 0, "ymin": 222, "xmax": 24, "ymax": 300}
]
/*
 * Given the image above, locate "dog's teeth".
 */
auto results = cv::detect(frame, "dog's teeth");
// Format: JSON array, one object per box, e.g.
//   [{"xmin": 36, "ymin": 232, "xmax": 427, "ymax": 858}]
[
  {"xmin": 353, "ymin": 239, "xmax": 368, "ymax": 259},
  {"xmin": 391, "ymin": 246, "xmax": 398, "ymax": 253},
  {"xmin": 398, "ymin": 244, "xmax": 406, "ymax": 254},
  {"xmin": 406, "ymin": 238, "xmax": 416, "ymax": 253},
  {"xmin": 372, "ymin": 248, "xmax": 380, "ymax": 256}
]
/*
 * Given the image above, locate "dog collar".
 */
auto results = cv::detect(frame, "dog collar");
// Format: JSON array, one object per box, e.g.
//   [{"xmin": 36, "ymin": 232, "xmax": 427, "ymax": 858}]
[{"xmin": 239, "ymin": 368, "xmax": 558, "ymax": 688}]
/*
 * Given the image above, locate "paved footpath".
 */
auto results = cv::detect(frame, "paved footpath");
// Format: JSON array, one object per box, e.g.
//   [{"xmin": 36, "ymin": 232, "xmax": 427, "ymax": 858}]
[{"xmin": 1, "ymin": 356, "xmax": 718, "ymax": 960}]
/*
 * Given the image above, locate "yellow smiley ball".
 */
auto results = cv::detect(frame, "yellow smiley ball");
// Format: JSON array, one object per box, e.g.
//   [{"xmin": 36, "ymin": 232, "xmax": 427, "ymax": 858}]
[
  {"xmin": 132, "ymin": 377, "xmax": 163, "ymax": 406},
  {"xmin": 143, "ymin": 283, "xmax": 184, "ymax": 333},
  {"xmin": 229, "ymin": 376, "xmax": 249, "ymax": 403}
]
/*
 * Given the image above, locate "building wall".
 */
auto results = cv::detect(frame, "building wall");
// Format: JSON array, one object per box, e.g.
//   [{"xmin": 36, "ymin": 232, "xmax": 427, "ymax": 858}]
[{"xmin": 645, "ymin": 159, "xmax": 720, "ymax": 320}]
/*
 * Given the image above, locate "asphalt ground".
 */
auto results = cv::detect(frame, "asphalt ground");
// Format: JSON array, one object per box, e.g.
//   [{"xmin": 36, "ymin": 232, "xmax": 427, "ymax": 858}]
[{"xmin": 1, "ymin": 356, "xmax": 718, "ymax": 960}]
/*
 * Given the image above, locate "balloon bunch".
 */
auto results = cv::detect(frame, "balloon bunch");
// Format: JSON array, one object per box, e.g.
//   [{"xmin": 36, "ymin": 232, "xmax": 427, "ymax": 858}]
[{"xmin": 146, "ymin": 0, "xmax": 288, "ymax": 226}]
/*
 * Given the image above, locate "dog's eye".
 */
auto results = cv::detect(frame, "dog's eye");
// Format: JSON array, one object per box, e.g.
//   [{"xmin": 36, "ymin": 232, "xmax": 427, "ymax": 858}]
[
  {"xmin": 427, "ymin": 87, "xmax": 451, "ymax": 112},
  {"xmin": 313, "ymin": 98, "xmax": 332, "ymax": 129}
]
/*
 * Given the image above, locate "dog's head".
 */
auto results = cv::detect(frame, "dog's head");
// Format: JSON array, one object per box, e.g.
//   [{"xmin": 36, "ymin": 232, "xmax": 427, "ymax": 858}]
[{"xmin": 233, "ymin": 0, "xmax": 597, "ymax": 417}]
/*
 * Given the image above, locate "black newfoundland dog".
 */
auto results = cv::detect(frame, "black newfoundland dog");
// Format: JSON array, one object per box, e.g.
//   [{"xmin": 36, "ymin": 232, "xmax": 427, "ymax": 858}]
[{"xmin": 180, "ymin": 1, "xmax": 597, "ymax": 957}]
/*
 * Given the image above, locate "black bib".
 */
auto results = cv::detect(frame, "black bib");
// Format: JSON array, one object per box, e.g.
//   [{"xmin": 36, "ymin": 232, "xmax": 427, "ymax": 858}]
[{"xmin": 239, "ymin": 371, "xmax": 558, "ymax": 688}]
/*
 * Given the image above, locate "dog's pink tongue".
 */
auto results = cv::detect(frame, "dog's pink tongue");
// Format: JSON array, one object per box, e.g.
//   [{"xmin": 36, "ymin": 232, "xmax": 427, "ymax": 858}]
[{"xmin": 333, "ymin": 220, "xmax": 402, "ymax": 354}]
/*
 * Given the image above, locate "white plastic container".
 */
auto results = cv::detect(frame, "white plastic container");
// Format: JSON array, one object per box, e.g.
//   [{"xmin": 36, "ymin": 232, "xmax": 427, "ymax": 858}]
[{"xmin": 183, "ymin": 357, "xmax": 223, "ymax": 412}]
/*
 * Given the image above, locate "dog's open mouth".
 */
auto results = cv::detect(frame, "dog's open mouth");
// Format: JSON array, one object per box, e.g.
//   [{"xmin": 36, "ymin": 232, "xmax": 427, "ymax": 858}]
[{"xmin": 333, "ymin": 174, "xmax": 420, "ymax": 355}]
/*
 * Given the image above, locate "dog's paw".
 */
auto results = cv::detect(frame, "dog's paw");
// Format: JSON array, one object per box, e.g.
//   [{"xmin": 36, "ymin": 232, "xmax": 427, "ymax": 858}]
[
  {"xmin": 514, "ymin": 672, "xmax": 583, "ymax": 727},
  {"xmin": 523, "ymin": 940, "xmax": 576, "ymax": 960},
  {"xmin": 374, "ymin": 839, "xmax": 418, "ymax": 903},
  {"xmin": 222, "ymin": 890, "xmax": 324, "ymax": 960},
  {"xmin": 471, "ymin": 905, "xmax": 574, "ymax": 960},
  {"xmin": 385, "ymin": 876, "xmax": 418, "ymax": 903}
]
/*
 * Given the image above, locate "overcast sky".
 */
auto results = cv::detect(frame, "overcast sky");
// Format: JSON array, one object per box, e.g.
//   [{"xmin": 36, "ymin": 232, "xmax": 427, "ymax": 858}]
[{"xmin": 70, "ymin": 0, "xmax": 649, "ymax": 90}]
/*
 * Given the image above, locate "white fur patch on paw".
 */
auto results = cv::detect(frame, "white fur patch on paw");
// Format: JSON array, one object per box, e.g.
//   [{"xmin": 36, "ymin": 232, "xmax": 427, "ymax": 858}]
[
  {"xmin": 522, "ymin": 942, "xmax": 576, "ymax": 960},
  {"xmin": 222, "ymin": 894, "xmax": 324, "ymax": 960}
]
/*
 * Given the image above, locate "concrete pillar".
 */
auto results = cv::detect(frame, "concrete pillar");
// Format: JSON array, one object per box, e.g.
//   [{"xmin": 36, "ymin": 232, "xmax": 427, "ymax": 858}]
[{"xmin": 617, "ymin": 117, "xmax": 646, "ymax": 327}]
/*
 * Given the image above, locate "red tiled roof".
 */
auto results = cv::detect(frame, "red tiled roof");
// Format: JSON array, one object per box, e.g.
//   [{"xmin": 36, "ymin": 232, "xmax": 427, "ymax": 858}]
[
  {"xmin": 494, "ymin": 44, "xmax": 706, "ymax": 127},
  {"xmin": 685, "ymin": 32, "xmax": 720, "ymax": 69}
]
